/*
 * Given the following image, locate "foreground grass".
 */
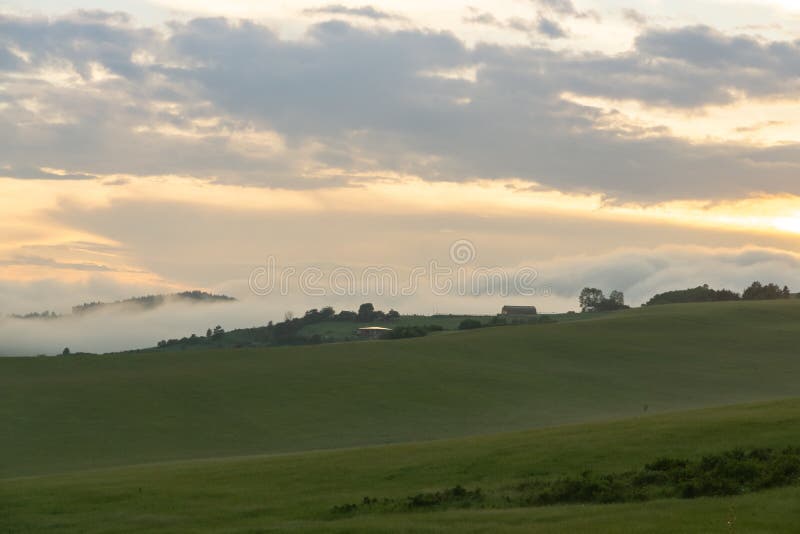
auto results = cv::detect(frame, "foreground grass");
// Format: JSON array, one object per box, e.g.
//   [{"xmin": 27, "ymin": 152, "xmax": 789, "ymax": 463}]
[
  {"xmin": 4, "ymin": 300, "xmax": 800, "ymax": 477},
  {"xmin": 3, "ymin": 398, "xmax": 800, "ymax": 533}
]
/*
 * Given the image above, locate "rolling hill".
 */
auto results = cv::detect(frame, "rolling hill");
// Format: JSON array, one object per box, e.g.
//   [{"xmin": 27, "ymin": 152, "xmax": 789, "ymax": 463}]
[
  {"xmin": 3, "ymin": 300, "xmax": 800, "ymax": 479},
  {"xmin": 3, "ymin": 398, "xmax": 800, "ymax": 532}
]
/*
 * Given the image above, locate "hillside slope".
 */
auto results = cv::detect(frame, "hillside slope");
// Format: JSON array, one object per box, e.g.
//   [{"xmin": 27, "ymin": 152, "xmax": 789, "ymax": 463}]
[
  {"xmin": 3, "ymin": 398, "xmax": 800, "ymax": 533},
  {"xmin": 3, "ymin": 300, "xmax": 800, "ymax": 477}
]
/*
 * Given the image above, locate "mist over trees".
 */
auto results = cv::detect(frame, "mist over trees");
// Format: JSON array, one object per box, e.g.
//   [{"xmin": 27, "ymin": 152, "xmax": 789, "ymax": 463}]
[
  {"xmin": 10, "ymin": 311, "xmax": 60, "ymax": 320},
  {"xmin": 72, "ymin": 291, "xmax": 234, "ymax": 315}
]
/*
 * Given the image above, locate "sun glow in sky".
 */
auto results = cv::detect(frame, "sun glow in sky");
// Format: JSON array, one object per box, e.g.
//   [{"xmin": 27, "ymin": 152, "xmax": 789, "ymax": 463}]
[{"xmin": 3, "ymin": 0, "xmax": 800, "ymax": 339}]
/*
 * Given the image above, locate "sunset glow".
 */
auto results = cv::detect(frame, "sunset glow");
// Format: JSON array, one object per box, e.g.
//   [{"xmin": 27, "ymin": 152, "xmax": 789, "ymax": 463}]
[{"xmin": 2, "ymin": 0, "xmax": 800, "ymax": 322}]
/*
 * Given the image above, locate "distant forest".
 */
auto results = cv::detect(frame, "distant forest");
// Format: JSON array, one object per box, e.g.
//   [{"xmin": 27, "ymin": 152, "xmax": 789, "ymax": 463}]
[
  {"xmin": 10, "ymin": 291, "xmax": 234, "ymax": 320},
  {"xmin": 73, "ymin": 291, "xmax": 235, "ymax": 314},
  {"xmin": 646, "ymin": 282, "xmax": 792, "ymax": 306}
]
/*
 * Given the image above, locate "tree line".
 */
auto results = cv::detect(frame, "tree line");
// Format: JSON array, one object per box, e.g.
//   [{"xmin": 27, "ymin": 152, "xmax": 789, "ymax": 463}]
[
  {"xmin": 155, "ymin": 303, "xmax": 401, "ymax": 350},
  {"xmin": 579, "ymin": 281, "xmax": 793, "ymax": 311},
  {"xmin": 646, "ymin": 282, "xmax": 791, "ymax": 306}
]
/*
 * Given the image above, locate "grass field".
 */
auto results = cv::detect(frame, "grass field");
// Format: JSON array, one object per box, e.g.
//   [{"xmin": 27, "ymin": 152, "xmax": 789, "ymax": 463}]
[
  {"xmin": 3, "ymin": 300, "xmax": 800, "ymax": 478},
  {"xmin": 3, "ymin": 398, "xmax": 800, "ymax": 532},
  {"xmin": 4, "ymin": 300, "xmax": 800, "ymax": 532}
]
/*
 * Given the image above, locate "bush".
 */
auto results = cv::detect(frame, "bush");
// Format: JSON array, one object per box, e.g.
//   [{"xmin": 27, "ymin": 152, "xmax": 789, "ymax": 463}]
[
  {"xmin": 458, "ymin": 319, "xmax": 483, "ymax": 330},
  {"xmin": 330, "ymin": 445, "xmax": 800, "ymax": 517},
  {"xmin": 386, "ymin": 325, "xmax": 444, "ymax": 339}
]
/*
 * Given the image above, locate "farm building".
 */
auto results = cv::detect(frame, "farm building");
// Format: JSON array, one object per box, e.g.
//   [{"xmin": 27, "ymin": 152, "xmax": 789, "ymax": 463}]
[
  {"xmin": 356, "ymin": 326, "xmax": 393, "ymax": 339},
  {"xmin": 501, "ymin": 305, "xmax": 538, "ymax": 316}
]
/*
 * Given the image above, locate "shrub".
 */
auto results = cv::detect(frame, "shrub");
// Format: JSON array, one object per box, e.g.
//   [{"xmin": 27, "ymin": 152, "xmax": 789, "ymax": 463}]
[
  {"xmin": 458, "ymin": 319, "xmax": 483, "ymax": 330},
  {"xmin": 330, "ymin": 446, "xmax": 800, "ymax": 518}
]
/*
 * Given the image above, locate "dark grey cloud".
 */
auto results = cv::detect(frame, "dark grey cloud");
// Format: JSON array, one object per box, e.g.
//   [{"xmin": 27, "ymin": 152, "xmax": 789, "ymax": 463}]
[
  {"xmin": 3, "ymin": 12, "xmax": 800, "ymax": 200},
  {"xmin": 0, "ymin": 11, "xmax": 155, "ymax": 80},
  {"xmin": 463, "ymin": 10, "xmax": 500, "ymax": 26},
  {"xmin": 536, "ymin": 16, "xmax": 567, "ymax": 39},
  {"xmin": 303, "ymin": 4, "xmax": 405, "ymax": 21},
  {"xmin": 465, "ymin": 9, "xmax": 568, "ymax": 39}
]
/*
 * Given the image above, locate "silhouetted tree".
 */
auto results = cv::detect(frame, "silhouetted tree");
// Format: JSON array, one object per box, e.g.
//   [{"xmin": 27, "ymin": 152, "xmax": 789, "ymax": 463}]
[
  {"xmin": 358, "ymin": 303, "xmax": 375, "ymax": 322},
  {"xmin": 579, "ymin": 288, "xmax": 605, "ymax": 312},
  {"xmin": 62, "ymin": 347, "xmax": 70, "ymax": 356},
  {"xmin": 743, "ymin": 281, "xmax": 789, "ymax": 300},
  {"xmin": 580, "ymin": 287, "xmax": 628, "ymax": 312},
  {"xmin": 336, "ymin": 310, "xmax": 358, "ymax": 321}
]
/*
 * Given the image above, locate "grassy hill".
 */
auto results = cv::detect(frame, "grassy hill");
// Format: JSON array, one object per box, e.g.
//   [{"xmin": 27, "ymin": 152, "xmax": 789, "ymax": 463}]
[
  {"xmin": 147, "ymin": 312, "xmax": 576, "ymax": 352},
  {"xmin": 3, "ymin": 300, "xmax": 800, "ymax": 479},
  {"xmin": 3, "ymin": 398, "xmax": 800, "ymax": 532}
]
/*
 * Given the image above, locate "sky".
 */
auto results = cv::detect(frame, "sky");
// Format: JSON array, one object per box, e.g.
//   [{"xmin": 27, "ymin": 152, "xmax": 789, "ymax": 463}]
[{"xmin": 3, "ymin": 0, "xmax": 800, "ymax": 353}]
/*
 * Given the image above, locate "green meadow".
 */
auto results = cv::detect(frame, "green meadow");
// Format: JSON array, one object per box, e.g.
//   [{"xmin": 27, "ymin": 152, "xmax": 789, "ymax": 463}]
[
  {"xmin": 3, "ymin": 300, "xmax": 800, "ymax": 531},
  {"xmin": 3, "ymin": 399, "xmax": 800, "ymax": 532}
]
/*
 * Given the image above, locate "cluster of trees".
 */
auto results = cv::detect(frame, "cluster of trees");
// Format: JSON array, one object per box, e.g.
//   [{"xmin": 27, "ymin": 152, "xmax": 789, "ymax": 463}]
[
  {"xmin": 154, "ymin": 303, "xmax": 401, "ymax": 350},
  {"xmin": 458, "ymin": 319, "xmax": 483, "ymax": 330},
  {"xmin": 742, "ymin": 282, "xmax": 791, "ymax": 300},
  {"xmin": 386, "ymin": 325, "xmax": 444, "ymax": 339},
  {"xmin": 579, "ymin": 288, "xmax": 629, "ymax": 312},
  {"xmin": 646, "ymin": 282, "xmax": 792, "ymax": 306},
  {"xmin": 282, "ymin": 304, "xmax": 400, "ymax": 324},
  {"xmin": 645, "ymin": 285, "xmax": 740, "ymax": 306},
  {"xmin": 74, "ymin": 291, "xmax": 234, "ymax": 315},
  {"xmin": 263, "ymin": 304, "xmax": 400, "ymax": 345},
  {"xmin": 10, "ymin": 310, "xmax": 60, "ymax": 320},
  {"xmin": 582, "ymin": 281, "xmax": 793, "ymax": 310},
  {"xmin": 458, "ymin": 315, "xmax": 557, "ymax": 331},
  {"xmin": 350, "ymin": 303, "xmax": 400, "ymax": 322},
  {"xmin": 158, "ymin": 325, "xmax": 226, "ymax": 348}
]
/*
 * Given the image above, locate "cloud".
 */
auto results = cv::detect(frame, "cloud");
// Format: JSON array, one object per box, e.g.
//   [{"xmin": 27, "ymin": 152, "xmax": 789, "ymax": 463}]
[
  {"xmin": 636, "ymin": 25, "xmax": 781, "ymax": 69},
  {"xmin": 463, "ymin": 10, "xmax": 501, "ymax": 26},
  {"xmin": 0, "ymin": 255, "xmax": 114, "ymax": 272},
  {"xmin": 303, "ymin": 4, "xmax": 406, "ymax": 21},
  {"xmin": 531, "ymin": 0, "xmax": 601, "ymax": 21},
  {"xmin": 3, "ymin": 12, "xmax": 800, "ymax": 200},
  {"xmin": 622, "ymin": 8, "xmax": 647, "ymax": 27},
  {"xmin": 735, "ymin": 120, "xmax": 785, "ymax": 133},
  {"xmin": 465, "ymin": 9, "xmax": 568, "ymax": 39},
  {"xmin": 0, "ymin": 166, "xmax": 97, "ymax": 180},
  {"xmin": 536, "ymin": 16, "xmax": 568, "ymax": 39}
]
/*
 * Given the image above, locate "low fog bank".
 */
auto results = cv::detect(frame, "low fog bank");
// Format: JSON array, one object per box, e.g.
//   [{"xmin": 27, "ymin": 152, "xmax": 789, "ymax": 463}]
[
  {"xmin": 0, "ymin": 292, "xmax": 573, "ymax": 356},
  {"xmin": 3, "ymin": 245, "xmax": 799, "ymax": 356}
]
